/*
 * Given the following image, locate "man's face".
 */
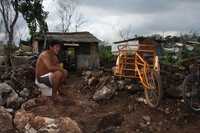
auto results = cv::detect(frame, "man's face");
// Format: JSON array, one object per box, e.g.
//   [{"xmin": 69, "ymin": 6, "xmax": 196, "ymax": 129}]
[{"xmin": 52, "ymin": 44, "xmax": 61, "ymax": 55}]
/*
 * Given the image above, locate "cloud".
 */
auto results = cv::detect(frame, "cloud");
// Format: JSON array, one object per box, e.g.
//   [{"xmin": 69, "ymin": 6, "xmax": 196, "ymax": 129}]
[
  {"xmin": 43, "ymin": 0, "xmax": 200, "ymax": 41},
  {"xmin": 78, "ymin": 0, "xmax": 186, "ymax": 15},
  {"xmin": 2, "ymin": 0, "xmax": 199, "ymax": 43}
]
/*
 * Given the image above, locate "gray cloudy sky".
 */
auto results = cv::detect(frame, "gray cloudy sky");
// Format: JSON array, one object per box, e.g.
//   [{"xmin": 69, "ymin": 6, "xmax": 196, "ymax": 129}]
[
  {"xmin": 43, "ymin": 0, "xmax": 200, "ymax": 41},
  {"xmin": 2, "ymin": 0, "xmax": 199, "ymax": 43}
]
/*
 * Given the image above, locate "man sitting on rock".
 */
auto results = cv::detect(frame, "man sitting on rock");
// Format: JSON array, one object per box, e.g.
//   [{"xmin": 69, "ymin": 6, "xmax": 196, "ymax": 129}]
[{"xmin": 35, "ymin": 41, "xmax": 68, "ymax": 97}]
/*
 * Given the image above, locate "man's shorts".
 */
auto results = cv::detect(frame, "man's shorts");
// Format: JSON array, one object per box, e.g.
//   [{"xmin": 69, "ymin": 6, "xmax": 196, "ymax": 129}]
[{"xmin": 37, "ymin": 73, "xmax": 53, "ymax": 87}]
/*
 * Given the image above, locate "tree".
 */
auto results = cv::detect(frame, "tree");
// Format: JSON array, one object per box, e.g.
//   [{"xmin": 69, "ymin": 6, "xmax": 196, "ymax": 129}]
[
  {"xmin": 74, "ymin": 13, "xmax": 87, "ymax": 32},
  {"xmin": 0, "ymin": 19, "xmax": 3, "ymax": 31},
  {"xmin": 0, "ymin": 19, "xmax": 4, "ymax": 37},
  {"xmin": 18, "ymin": 0, "xmax": 48, "ymax": 37},
  {"xmin": 0, "ymin": 19, "xmax": 7, "ymax": 42},
  {"xmin": 99, "ymin": 42, "xmax": 113, "ymax": 67},
  {"xmin": 0, "ymin": 0, "xmax": 19, "ymax": 45},
  {"xmin": 0, "ymin": 0, "xmax": 48, "ymax": 66},
  {"xmin": 0, "ymin": 0, "xmax": 19, "ymax": 66},
  {"xmin": 57, "ymin": 0, "xmax": 75, "ymax": 32},
  {"xmin": 198, "ymin": 36, "xmax": 200, "ymax": 42},
  {"xmin": 57, "ymin": 0, "xmax": 87, "ymax": 32}
]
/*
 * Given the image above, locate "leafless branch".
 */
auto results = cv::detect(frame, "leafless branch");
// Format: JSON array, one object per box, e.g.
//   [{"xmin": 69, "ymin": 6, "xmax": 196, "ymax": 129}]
[
  {"xmin": 57, "ymin": 0, "xmax": 76, "ymax": 32},
  {"xmin": 74, "ymin": 13, "xmax": 87, "ymax": 32},
  {"xmin": 0, "ymin": 0, "xmax": 19, "ymax": 44}
]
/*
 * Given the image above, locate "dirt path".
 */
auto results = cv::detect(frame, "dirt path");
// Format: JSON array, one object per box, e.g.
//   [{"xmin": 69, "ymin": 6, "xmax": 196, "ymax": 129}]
[{"xmin": 27, "ymin": 74, "xmax": 200, "ymax": 133}]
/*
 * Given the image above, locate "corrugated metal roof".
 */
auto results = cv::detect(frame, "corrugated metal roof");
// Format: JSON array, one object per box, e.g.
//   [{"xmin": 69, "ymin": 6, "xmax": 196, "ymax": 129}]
[
  {"xmin": 35, "ymin": 32, "xmax": 100, "ymax": 43},
  {"xmin": 114, "ymin": 37, "xmax": 144, "ymax": 44},
  {"xmin": 186, "ymin": 41, "xmax": 200, "ymax": 45}
]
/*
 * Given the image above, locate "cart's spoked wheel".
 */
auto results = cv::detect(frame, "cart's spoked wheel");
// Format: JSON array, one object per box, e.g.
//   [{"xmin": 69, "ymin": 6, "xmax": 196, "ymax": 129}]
[
  {"xmin": 183, "ymin": 74, "xmax": 200, "ymax": 113},
  {"xmin": 144, "ymin": 70, "xmax": 162, "ymax": 108}
]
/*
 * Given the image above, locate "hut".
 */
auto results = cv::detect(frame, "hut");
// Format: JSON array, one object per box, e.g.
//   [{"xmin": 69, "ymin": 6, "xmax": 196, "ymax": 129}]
[{"xmin": 32, "ymin": 32, "xmax": 100, "ymax": 70}]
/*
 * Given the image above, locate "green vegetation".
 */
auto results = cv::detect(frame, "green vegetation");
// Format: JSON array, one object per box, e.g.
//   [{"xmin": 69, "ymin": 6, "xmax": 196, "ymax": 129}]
[
  {"xmin": 161, "ymin": 44, "xmax": 200, "ymax": 66},
  {"xmin": 18, "ymin": 0, "xmax": 48, "ymax": 37},
  {"xmin": 99, "ymin": 44, "xmax": 114, "ymax": 67}
]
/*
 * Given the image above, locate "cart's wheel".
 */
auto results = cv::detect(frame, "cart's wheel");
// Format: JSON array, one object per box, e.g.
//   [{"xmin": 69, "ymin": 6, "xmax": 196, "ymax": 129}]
[
  {"xmin": 144, "ymin": 69, "xmax": 162, "ymax": 108},
  {"xmin": 183, "ymin": 74, "xmax": 200, "ymax": 113}
]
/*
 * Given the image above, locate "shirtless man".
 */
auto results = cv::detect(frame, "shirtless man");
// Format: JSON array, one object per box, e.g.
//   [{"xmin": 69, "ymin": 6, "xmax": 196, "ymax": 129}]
[{"xmin": 35, "ymin": 42, "xmax": 68, "ymax": 96}]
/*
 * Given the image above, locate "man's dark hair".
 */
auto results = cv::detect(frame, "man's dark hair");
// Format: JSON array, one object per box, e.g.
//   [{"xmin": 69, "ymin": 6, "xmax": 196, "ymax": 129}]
[
  {"xmin": 49, "ymin": 40, "xmax": 60, "ymax": 47},
  {"xmin": 48, "ymin": 40, "xmax": 62, "ymax": 49}
]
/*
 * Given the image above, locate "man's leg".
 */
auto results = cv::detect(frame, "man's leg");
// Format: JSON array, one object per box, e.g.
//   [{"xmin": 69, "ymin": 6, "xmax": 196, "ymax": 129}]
[
  {"xmin": 62, "ymin": 69, "xmax": 68, "ymax": 82},
  {"xmin": 51, "ymin": 71, "xmax": 64, "ymax": 96}
]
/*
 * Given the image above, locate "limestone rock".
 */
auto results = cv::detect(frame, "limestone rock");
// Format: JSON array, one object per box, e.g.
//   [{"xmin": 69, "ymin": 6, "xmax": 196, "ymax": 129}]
[
  {"xmin": 88, "ymin": 76, "xmax": 99, "ymax": 86},
  {"xmin": 20, "ymin": 88, "xmax": 30, "ymax": 98},
  {"xmin": 14, "ymin": 97, "xmax": 82, "ymax": 133},
  {"xmin": 57, "ymin": 117, "xmax": 82, "ymax": 133},
  {"xmin": 142, "ymin": 115, "xmax": 151, "ymax": 122},
  {"xmin": 93, "ymin": 85, "xmax": 116, "ymax": 101},
  {"xmin": 0, "ymin": 106, "xmax": 13, "ymax": 133},
  {"xmin": 14, "ymin": 110, "xmax": 82, "ymax": 133},
  {"xmin": 0, "ymin": 83, "xmax": 21, "ymax": 109},
  {"xmin": 14, "ymin": 110, "xmax": 35, "ymax": 130}
]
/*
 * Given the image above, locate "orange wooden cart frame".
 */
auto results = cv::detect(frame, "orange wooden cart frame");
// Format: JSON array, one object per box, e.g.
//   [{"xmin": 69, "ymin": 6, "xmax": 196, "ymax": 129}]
[{"xmin": 113, "ymin": 43, "xmax": 162, "ymax": 107}]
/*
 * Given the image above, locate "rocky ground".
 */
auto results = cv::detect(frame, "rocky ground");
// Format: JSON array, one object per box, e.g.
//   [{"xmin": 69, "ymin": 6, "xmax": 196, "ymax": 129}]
[{"xmin": 0, "ymin": 64, "xmax": 200, "ymax": 133}]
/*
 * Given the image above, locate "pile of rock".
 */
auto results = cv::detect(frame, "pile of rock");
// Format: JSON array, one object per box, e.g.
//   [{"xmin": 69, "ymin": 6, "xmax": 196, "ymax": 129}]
[
  {"xmin": 81, "ymin": 70, "xmax": 116, "ymax": 101},
  {"xmin": 0, "ymin": 106, "xmax": 14, "ymax": 133},
  {"xmin": 0, "ymin": 64, "xmax": 40, "ymax": 111},
  {"xmin": 14, "ymin": 97, "xmax": 82, "ymax": 133},
  {"xmin": 81, "ymin": 70, "xmax": 141, "ymax": 101},
  {"xmin": 0, "ymin": 83, "xmax": 23, "ymax": 110},
  {"xmin": 0, "ymin": 97, "xmax": 82, "ymax": 133},
  {"xmin": 82, "ymin": 70, "xmax": 104, "ymax": 88},
  {"xmin": 160, "ymin": 64, "xmax": 187, "ymax": 97},
  {"xmin": 0, "ymin": 63, "xmax": 42, "ymax": 132},
  {"xmin": 82, "ymin": 64, "xmax": 188, "ymax": 101},
  {"xmin": 0, "ymin": 61, "xmax": 84, "ymax": 132},
  {"xmin": 0, "ymin": 62, "xmax": 83, "ymax": 133}
]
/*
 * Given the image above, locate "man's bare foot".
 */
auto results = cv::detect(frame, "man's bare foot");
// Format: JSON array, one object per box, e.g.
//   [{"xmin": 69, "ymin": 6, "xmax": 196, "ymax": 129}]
[{"xmin": 57, "ymin": 87, "xmax": 66, "ymax": 96}]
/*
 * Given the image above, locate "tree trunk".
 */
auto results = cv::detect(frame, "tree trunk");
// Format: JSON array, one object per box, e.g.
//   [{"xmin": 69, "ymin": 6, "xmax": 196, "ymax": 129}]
[
  {"xmin": 8, "ymin": 31, "xmax": 14, "ymax": 45},
  {"xmin": 2, "ymin": 0, "xmax": 19, "ymax": 67},
  {"xmin": 4, "ymin": 44, "xmax": 13, "ymax": 67}
]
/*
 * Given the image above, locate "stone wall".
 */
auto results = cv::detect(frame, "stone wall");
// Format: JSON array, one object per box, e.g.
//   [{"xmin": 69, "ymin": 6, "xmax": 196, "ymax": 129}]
[
  {"xmin": 12, "ymin": 56, "xmax": 31, "ymax": 66},
  {"xmin": 0, "ymin": 56, "xmax": 32, "ymax": 66}
]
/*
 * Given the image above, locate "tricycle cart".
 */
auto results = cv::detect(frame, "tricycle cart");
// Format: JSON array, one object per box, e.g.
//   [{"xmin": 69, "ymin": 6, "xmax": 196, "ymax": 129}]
[{"xmin": 113, "ymin": 43, "xmax": 162, "ymax": 108}]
